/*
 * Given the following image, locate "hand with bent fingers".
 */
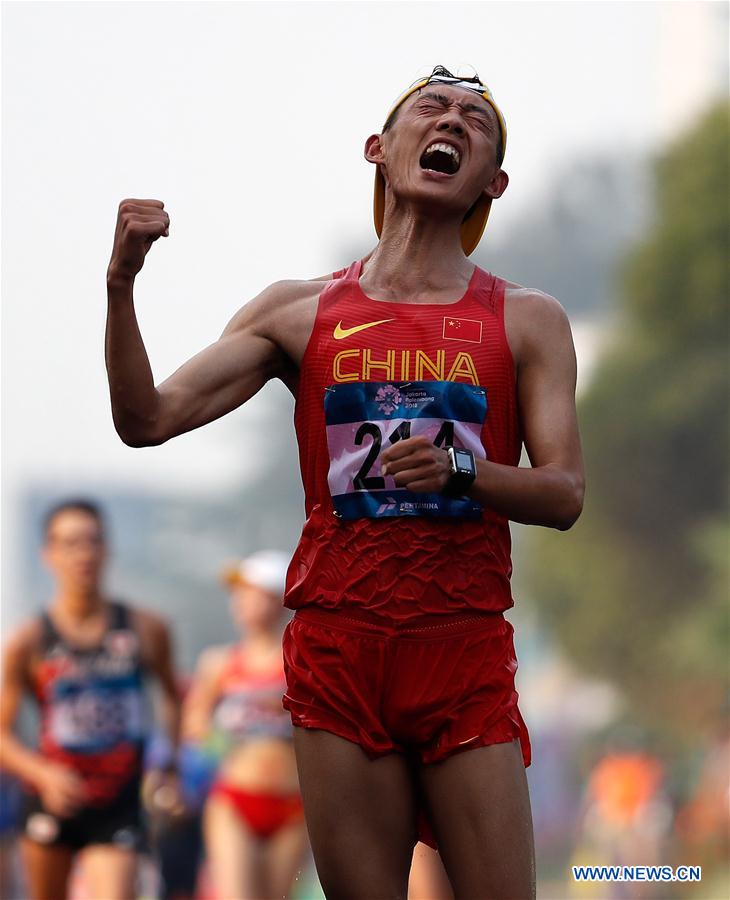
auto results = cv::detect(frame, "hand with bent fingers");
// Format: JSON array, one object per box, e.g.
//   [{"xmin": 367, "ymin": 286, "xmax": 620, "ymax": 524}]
[
  {"xmin": 38, "ymin": 763, "xmax": 88, "ymax": 818},
  {"xmin": 142, "ymin": 769, "xmax": 187, "ymax": 821},
  {"xmin": 381, "ymin": 436, "xmax": 451, "ymax": 493}
]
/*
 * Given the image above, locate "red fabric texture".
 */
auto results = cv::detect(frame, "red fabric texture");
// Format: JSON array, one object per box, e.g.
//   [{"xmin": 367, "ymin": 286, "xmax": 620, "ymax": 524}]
[
  {"xmin": 29, "ymin": 741, "xmax": 142, "ymax": 807},
  {"xmin": 282, "ymin": 606, "xmax": 531, "ymax": 850},
  {"xmin": 209, "ymin": 783, "xmax": 304, "ymax": 839},
  {"xmin": 286, "ymin": 258, "xmax": 522, "ymax": 625}
]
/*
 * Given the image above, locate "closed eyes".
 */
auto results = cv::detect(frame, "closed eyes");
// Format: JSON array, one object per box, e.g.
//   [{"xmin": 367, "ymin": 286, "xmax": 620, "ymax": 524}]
[{"xmin": 416, "ymin": 98, "xmax": 493, "ymax": 127}]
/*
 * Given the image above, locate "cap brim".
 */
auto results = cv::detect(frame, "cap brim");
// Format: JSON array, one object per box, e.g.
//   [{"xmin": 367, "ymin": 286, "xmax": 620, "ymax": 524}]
[{"xmin": 221, "ymin": 564, "xmax": 244, "ymax": 586}]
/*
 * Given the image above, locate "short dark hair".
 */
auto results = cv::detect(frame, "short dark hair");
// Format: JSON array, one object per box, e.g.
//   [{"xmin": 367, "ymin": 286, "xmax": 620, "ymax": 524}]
[
  {"xmin": 43, "ymin": 499, "xmax": 106, "ymax": 540},
  {"xmin": 382, "ymin": 84, "xmax": 504, "ymax": 168}
]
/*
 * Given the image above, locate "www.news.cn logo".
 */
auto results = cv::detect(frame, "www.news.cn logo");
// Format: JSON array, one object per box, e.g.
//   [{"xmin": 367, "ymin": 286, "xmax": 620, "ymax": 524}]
[{"xmin": 572, "ymin": 865, "xmax": 701, "ymax": 883}]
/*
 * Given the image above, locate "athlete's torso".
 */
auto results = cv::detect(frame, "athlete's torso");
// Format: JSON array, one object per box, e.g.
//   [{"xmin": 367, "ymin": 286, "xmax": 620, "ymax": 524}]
[
  {"xmin": 285, "ymin": 258, "xmax": 522, "ymax": 624},
  {"xmin": 31, "ymin": 601, "xmax": 149, "ymax": 805},
  {"xmin": 211, "ymin": 644, "xmax": 297, "ymax": 791},
  {"xmin": 212, "ymin": 645, "xmax": 291, "ymax": 743}
]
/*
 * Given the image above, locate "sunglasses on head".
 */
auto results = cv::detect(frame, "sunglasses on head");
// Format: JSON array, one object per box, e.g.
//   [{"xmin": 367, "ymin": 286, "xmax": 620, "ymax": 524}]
[{"xmin": 417, "ymin": 65, "xmax": 489, "ymax": 96}]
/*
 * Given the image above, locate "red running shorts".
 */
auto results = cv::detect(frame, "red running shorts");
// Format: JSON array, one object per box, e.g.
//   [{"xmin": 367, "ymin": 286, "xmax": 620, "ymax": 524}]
[{"xmin": 282, "ymin": 606, "xmax": 531, "ymax": 850}]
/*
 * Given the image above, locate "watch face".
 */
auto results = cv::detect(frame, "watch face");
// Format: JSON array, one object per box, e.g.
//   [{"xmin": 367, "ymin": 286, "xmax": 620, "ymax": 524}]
[{"xmin": 454, "ymin": 449, "xmax": 474, "ymax": 473}]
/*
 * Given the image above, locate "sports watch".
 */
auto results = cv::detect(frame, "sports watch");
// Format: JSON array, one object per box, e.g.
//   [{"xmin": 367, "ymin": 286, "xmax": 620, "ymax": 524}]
[{"xmin": 443, "ymin": 446, "xmax": 477, "ymax": 497}]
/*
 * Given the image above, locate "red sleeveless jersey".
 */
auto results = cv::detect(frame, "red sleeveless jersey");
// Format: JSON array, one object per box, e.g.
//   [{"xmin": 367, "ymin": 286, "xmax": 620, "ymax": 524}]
[{"xmin": 285, "ymin": 258, "xmax": 521, "ymax": 624}]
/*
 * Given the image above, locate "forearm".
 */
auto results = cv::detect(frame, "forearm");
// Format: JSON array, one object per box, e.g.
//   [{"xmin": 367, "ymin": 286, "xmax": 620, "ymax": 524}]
[
  {"xmin": 161, "ymin": 694, "xmax": 182, "ymax": 757},
  {"xmin": 0, "ymin": 731, "xmax": 48, "ymax": 788},
  {"xmin": 105, "ymin": 275, "xmax": 162, "ymax": 446},
  {"xmin": 467, "ymin": 458, "xmax": 583, "ymax": 530},
  {"xmin": 180, "ymin": 695, "xmax": 215, "ymax": 745}
]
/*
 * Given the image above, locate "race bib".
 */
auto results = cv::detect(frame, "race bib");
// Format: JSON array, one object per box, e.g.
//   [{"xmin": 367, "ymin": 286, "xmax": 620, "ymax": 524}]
[
  {"xmin": 214, "ymin": 688, "xmax": 291, "ymax": 740},
  {"xmin": 324, "ymin": 380, "xmax": 487, "ymax": 520},
  {"xmin": 48, "ymin": 678, "xmax": 146, "ymax": 752}
]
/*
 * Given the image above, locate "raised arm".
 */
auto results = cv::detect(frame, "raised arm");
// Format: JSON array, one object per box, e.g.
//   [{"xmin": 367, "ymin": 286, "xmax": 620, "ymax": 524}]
[{"xmin": 105, "ymin": 199, "xmax": 289, "ymax": 447}]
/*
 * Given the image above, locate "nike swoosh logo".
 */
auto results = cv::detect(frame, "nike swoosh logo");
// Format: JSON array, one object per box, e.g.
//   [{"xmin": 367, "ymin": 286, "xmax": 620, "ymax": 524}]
[{"xmin": 333, "ymin": 318, "xmax": 395, "ymax": 340}]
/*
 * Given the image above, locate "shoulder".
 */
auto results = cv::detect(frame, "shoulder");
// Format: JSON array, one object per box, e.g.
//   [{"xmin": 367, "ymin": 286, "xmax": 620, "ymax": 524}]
[
  {"xmin": 126, "ymin": 606, "xmax": 177, "ymax": 675},
  {"xmin": 192, "ymin": 645, "xmax": 232, "ymax": 680},
  {"xmin": 127, "ymin": 605, "xmax": 172, "ymax": 657},
  {"xmin": 503, "ymin": 280, "xmax": 570, "ymax": 325},
  {"xmin": 220, "ymin": 276, "xmax": 336, "ymax": 342},
  {"xmin": 502, "ymin": 280, "xmax": 574, "ymax": 364},
  {"xmin": 3, "ymin": 618, "xmax": 44, "ymax": 672}
]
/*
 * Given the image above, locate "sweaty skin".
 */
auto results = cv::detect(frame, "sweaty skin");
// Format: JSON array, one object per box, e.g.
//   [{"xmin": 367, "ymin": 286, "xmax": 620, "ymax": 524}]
[{"xmin": 105, "ymin": 81, "xmax": 584, "ymax": 899}]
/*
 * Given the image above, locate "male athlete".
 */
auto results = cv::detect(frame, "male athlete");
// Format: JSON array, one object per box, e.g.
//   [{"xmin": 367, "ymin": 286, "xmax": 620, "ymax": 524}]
[
  {"xmin": 0, "ymin": 500, "xmax": 181, "ymax": 900},
  {"xmin": 104, "ymin": 66, "xmax": 584, "ymax": 898}
]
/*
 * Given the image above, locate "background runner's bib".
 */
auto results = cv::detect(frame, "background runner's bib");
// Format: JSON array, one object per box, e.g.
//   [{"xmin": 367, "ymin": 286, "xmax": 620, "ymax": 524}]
[
  {"xmin": 325, "ymin": 380, "xmax": 487, "ymax": 519},
  {"xmin": 212, "ymin": 648, "xmax": 292, "ymax": 743},
  {"xmin": 288, "ymin": 259, "xmax": 522, "ymax": 623},
  {"xmin": 47, "ymin": 677, "xmax": 145, "ymax": 752}
]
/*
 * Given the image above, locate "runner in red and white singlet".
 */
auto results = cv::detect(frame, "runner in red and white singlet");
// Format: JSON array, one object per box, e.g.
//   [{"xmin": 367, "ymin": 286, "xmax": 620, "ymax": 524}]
[
  {"xmin": 182, "ymin": 551, "xmax": 307, "ymax": 900},
  {"xmin": 105, "ymin": 64, "xmax": 585, "ymax": 899}
]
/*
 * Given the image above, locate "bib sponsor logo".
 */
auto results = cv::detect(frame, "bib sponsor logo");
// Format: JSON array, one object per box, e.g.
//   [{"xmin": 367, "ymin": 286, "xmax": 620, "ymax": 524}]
[{"xmin": 333, "ymin": 318, "xmax": 395, "ymax": 340}]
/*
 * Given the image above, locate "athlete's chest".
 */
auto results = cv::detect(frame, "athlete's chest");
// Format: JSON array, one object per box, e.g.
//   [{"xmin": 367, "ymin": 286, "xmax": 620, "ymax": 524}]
[
  {"xmin": 316, "ymin": 297, "xmax": 509, "ymax": 389},
  {"xmin": 274, "ymin": 280, "xmax": 523, "ymax": 397},
  {"xmin": 32, "ymin": 629, "xmax": 143, "ymax": 699}
]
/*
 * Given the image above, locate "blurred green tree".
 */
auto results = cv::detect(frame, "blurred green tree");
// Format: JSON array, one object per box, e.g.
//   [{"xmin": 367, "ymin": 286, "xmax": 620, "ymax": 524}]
[{"xmin": 521, "ymin": 101, "xmax": 730, "ymax": 749}]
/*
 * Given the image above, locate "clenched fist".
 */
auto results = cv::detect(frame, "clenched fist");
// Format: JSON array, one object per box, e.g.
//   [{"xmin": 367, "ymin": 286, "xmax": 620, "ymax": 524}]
[{"xmin": 107, "ymin": 198, "xmax": 169, "ymax": 283}]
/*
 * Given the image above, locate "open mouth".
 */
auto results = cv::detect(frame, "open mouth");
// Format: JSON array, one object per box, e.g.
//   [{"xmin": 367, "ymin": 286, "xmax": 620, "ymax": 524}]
[{"xmin": 419, "ymin": 142, "xmax": 461, "ymax": 175}]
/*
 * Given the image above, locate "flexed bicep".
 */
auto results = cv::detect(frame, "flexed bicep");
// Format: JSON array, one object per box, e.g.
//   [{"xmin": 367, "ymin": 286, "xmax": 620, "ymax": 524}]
[
  {"xmin": 106, "ymin": 275, "xmax": 292, "ymax": 447},
  {"xmin": 153, "ymin": 318, "xmax": 283, "ymax": 444}
]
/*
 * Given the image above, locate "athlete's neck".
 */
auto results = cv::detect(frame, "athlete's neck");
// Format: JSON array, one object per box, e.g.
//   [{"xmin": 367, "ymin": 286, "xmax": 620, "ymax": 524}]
[
  {"xmin": 50, "ymin": 588, "xmax": 105, "ymax": 622},
  {"xmin": 240, "ymin": 626, "xmax": 280, "ymax": 654},
  {"xmin": 362, "ymin": 206, "xmax": 474, "ymax": 302}
]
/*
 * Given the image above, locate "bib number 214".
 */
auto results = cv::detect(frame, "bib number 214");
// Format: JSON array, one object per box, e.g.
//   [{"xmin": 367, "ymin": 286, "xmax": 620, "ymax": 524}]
[
  {"xmin": 353, "ymin": 419, "xmax": 454, "ymax": 490},
  {"xmin": 324, "ymin": 380, "xmax": 487, "ymax": 520}
]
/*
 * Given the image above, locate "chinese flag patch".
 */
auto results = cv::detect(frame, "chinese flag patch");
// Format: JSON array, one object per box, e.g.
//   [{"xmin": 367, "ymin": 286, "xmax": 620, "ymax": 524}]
[{"xmin": 442, "ymin": 316, "xmax": 483, "ymax": 343}]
